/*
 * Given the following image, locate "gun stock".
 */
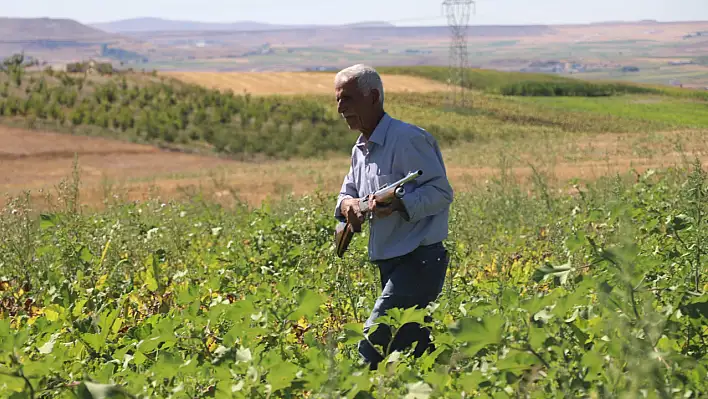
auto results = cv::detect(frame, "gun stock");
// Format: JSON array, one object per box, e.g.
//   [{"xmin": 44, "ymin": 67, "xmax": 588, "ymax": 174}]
[{"xmin": 334, "ymin": 169, "xmax": 422, "ymax": 258}]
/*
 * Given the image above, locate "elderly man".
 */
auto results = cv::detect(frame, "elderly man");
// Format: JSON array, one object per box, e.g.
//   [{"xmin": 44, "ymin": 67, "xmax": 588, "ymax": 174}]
[{"xmin": 333, "ymin": 64, "xmax": 454, "ymax": 370}]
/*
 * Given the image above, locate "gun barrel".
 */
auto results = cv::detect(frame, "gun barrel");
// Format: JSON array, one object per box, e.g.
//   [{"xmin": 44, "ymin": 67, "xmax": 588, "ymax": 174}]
[{"xmin": 393, "ymin": 169, "xmax": 423, "ymax": 188}]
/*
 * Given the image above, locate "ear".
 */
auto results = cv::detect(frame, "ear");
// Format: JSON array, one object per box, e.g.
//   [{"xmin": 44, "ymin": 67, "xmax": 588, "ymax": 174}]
[{"xmin": 370, "ymin": 89, "xmax": 381, "ymax": 105}]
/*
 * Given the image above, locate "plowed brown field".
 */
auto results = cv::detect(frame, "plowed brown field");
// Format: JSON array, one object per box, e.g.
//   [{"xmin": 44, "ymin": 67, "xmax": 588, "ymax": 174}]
[
  {"xmin": 163, "ymin": 72, "xmax": 449, "ymax": 95},
  {"xmin": 2, "ymin": 125, "xmax": 708, "ymax": 211}
]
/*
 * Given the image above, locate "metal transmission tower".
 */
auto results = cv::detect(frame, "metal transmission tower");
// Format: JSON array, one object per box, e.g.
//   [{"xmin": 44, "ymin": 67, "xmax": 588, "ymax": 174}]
[{"xmin": 442, "ymin": 0, "xmax": 475, "ymax": 107}]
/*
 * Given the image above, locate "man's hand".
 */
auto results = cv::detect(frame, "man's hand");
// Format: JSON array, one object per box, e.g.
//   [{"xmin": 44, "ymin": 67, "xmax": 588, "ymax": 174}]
[
  {"xmin": 370, "ymin": 194, "xmax": 404, "ymax": 219},
  {"xmin": 341, "ymin": 198, "xmax": 364, "ymax": 231}
]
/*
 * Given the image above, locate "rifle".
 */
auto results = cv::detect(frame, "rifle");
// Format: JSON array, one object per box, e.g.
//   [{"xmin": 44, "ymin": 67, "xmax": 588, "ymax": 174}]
[{"xmin": 334, "ymin": 169, "xmax": 423, "ymax": 257}]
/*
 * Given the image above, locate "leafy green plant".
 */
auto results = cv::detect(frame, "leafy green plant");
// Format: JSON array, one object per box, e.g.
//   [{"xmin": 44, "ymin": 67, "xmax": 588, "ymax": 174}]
[{"xmin": 1, "ymin": 158, "xmax": 706, "ymax": 398}]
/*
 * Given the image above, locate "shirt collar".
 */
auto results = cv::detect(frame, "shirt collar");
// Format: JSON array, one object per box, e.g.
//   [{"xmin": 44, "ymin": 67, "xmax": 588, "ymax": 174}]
[{"xmin": 356, "ymin": 113, "xmax": 392, "ymax": 148}]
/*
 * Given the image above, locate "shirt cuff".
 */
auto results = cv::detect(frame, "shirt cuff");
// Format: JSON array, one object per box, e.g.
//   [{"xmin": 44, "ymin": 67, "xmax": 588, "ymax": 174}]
[{"xmin": 399, "ymin": 192, "xmax": 418, "ymax": 222}]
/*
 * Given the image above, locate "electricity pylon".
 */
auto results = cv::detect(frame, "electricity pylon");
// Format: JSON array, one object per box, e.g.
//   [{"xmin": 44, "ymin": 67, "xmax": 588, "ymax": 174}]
[{"xmin": 442, "ymin": 0, "xmax": 475, "ymax": 107}]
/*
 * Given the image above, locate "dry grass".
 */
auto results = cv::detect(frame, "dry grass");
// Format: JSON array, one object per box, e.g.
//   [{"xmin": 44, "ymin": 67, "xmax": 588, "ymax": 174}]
[
  {"xmin": 2, "ymin": 125, "xmax": 708, "ymax": 211},
  {"xmin": 162, "ymin": 72, "xmax": 450, "ymax": 96}
]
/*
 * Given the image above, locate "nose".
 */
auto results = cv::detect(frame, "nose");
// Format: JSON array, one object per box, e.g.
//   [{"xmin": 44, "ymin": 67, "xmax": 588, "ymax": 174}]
[{"xmin": 337, "ymin": 100, "xmax": 345, "ymax": 114}]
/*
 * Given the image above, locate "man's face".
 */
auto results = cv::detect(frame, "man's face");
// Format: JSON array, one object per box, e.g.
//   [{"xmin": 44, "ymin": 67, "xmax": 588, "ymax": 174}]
[{"xmin": 335, "ymin": 78, "xmax": 379, "ymax": 132}]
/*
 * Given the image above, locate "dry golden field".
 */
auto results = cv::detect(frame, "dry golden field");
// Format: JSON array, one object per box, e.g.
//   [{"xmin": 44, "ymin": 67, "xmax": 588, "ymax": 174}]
[
  {"xmin": 162, "ymin": 72, "xmax": 450, "ymax": 95},
  {"xmin": 3, "ymin": 123, "xmax": 708, "ymax": 211}
]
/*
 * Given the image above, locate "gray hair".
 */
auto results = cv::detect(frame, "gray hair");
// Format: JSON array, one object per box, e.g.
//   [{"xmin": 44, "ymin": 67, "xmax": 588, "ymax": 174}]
[{"xmin": 335, "ymin": 64, "xmax": 384, "ymax": 106}]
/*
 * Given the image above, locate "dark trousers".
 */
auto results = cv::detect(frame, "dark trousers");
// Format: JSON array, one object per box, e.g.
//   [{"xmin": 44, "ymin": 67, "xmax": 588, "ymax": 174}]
[{"xmin": 358, "ymin": 242, "xmax": 449, "ymax": 369}]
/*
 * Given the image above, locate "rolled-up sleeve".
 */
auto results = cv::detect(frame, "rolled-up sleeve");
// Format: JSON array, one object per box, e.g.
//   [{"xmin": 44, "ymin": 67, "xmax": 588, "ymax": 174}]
[
  {"xmin": 398, "ymin": 133, "xmax": 453, "ymax": 223},
  {"xmin": 334, "ymin": 162, "xmax": 358, "ymax": 223}
]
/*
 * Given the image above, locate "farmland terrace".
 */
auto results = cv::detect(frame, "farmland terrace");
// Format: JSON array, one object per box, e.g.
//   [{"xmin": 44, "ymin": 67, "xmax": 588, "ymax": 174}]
[{"xmin": 1, "ymin": 61, "xmax": 707, "ymax": 209}]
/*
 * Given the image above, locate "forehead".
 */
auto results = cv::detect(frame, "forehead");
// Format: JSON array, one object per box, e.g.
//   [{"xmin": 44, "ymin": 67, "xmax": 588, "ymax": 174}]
[{"xmin": 335, "ymin": 78, "xmax": 359, "ymax": 95}]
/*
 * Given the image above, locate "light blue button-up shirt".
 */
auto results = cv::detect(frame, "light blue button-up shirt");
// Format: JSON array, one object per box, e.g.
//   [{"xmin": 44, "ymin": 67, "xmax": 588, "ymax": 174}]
[{"xmin": 335, "ymin": 113, "xmax": 454, "ymax": 261}]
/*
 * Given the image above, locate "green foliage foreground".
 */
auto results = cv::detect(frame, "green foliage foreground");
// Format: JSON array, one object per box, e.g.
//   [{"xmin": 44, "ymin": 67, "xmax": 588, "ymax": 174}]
[{"xmin": 1, "ymin": 160, "xmax": 707, "ymax": 398}]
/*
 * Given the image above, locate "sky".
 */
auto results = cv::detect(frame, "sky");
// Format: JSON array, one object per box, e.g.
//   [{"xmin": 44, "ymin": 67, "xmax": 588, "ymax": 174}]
[{"xmin": 1, "ymin": 0, "xmax": 707, "ymax": 26}]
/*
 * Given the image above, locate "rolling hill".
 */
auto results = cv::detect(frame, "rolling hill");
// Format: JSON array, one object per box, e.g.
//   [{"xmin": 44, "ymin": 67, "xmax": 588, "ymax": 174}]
[
  {"xmin": 1, "ymin": 16, "xmax": 706, "ymax": 88},
  {"xmin": 90, "ymin": 17, "xmax": 395, "ymax": 33},
  {"xmin": 0, "ymin": 17, "xmax": 116, "ymax": 41},
  {"xmin": 0, "ymin": 17, "xmax": 140, "ymax": 64}
]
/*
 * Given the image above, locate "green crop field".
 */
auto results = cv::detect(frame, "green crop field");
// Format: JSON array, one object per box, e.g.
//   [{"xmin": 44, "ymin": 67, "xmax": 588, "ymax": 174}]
[{"xmin": 1, "ymin": 54, "xmax": 707, "ymax": 398}]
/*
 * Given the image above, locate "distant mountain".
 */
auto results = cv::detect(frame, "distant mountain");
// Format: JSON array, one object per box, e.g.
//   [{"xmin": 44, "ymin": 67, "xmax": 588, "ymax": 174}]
[
  {"xmin": 0, "ymin": 17, "xmax": 116, "ymax": 41},
  {"xmin": 89, "ymin": 17, "xmax": 396, "ymax": 33}
]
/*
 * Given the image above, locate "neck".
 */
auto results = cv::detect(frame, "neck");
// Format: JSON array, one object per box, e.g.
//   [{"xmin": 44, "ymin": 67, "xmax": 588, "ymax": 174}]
[{"xmin": 360, "ymin": 109, "xmax": 385, "ymax": 140}]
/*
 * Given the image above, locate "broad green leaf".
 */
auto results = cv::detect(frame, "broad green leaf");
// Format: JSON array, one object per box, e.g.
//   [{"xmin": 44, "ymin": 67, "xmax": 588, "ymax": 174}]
[
  {"xmin": 520, "ymin": 291, "xmax": 560, "ymax": 316},
  {"xmin": 565, "ymin": 231, "xmax": 586, "ymax": 252},
  {"xmin": 398, "ymin": 306, "xmax": 429, "ymax": 326},
  {"xmin": 39, "ymin": 213, "xmax": 58, "ymax": 230},
  {"xmin": 532, "ymin": 262, "xmax": 573, "ymax": 285},
  {"xmin": 0, "ymin": 374, "xmax": 27, "ymax": 394},
  {"xmin": 266, "ymin": 361, "xmax": 299, "ymax": 392},
  {"xmin": 72, "ymin": 299, "xmax": 88, "ymax": 318},
  {"xmin": 422, "ymin": 368, "xmax": 449, "ymax": 390},
  {"xmin": 97, "ymin": 363, "xmax": 116, "ymax": 384},
  {"xmin": 457, "ymin": 370, "xmax": 484, "ymax": 392},
  {"xmin": 98, "ymin": 309, "xmax": 119, "ymax": 340},
  {"xmin": 449, "ymin": 314, "xmax": 504, "ymax": 356},
  {"xmin": 338, "ymin": 322, "xmax": 364, "ymax": 345},
  {"xmin": 582, "ymin": 349, "xmax": 605, "ymax": 382},
  {"xmin": 419, "ymin": 346, "xmax": 446, "ymax": 372},
  {"xmin": 81, "ymin": 333, "xmax": 105, "ymax": 353},
  {"xmin": 151, "ymin": 351, "xmax": 182, "ymax": 380},
  {"xmin": 137, "ymin": 335, "xmax": 165, "ymax": 353},
  {"xmin": 132, "ymin": 350, "xmax": 147, "ymax": 366},
  {"xmin": 377, "ymin": 306, "xmax": 427, "ymax": 329},
  {"xmin": 288, "ymin": 289, "xmax": 324, "ymax": 321},
  {"xmin": 111, "ymin": 318, "xmax": 124, "ymax": 335},
  {"xmin": 79, "ymin": 246, "xmax": 93, "ymax": 264},
  {"xmin": 528, "ymin": 325, "xmax": 546, "ymax": 348},
  {"xmin": 501, "ymin": 288, "xmax": 520, "ymax": 308},
  {"xmin": 144, "ymin": 256, "xmax": 159, "ymax": 292},
  {"xmin": 178, "ymin": 356, "xmax": 199, "ymax": 375},
  {"xmin": 44, "ymin": 304, "xmax": 63, "ymax": 322},
  {"xmin": 0, "ymin": 320, "xmax": 15, "ymax": 352},
  {"xmin": 568, "ymin": 321, "xmax": 589, "ymax": 344},
  {"xmin": 175, "ymin": 284, "xmax": 200, "ymax": 306},
  {"xmin": 496, "ymin": 350, "xmax": 539, "ymax": 373}
]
